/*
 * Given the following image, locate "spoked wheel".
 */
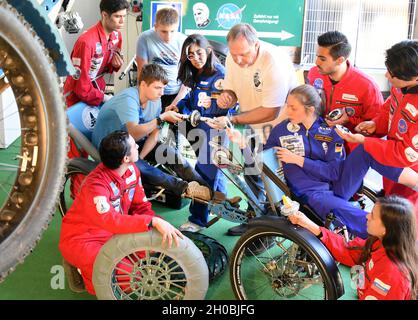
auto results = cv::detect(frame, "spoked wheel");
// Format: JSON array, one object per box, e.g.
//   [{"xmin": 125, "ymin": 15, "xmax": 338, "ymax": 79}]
[
  {"xmin": 58, "ymin": 158, "xmax": 98, "ymax": 217},
  {"xmin": 0, "ymin": 3, "xmax": 67, "ymax": 280},
  {"xmin": 92, "ymin": 230, "xmax": 209, "ymax": 300},
  {"xmin": 230, "ymin": 225, "xmax": 342, "ymax": 300}
]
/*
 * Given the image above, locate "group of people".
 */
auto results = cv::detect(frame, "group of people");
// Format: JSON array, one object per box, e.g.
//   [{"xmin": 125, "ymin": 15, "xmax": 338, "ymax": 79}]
[{"xmin": 59, "ymin": 0, "xmax": 418, "ymax": 300}]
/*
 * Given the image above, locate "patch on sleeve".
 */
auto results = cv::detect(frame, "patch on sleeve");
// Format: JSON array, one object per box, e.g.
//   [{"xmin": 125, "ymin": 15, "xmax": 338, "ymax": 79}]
[
  {"xmin": 72, "ymin": 57, "xmax": 81, "ymax": 67},
  {"xmin": 406, "ymin": 103, "xmax": 418, "ymax": 117},
  {"xmin": 335, "ymin": 143, "xmax": 343, "ymax": 154},
  {"xmin": 371, "ymin": 278, "xmax": 391, "ymax": 296},
  {"xmin": 405, "ymin": 147, "xmax": 418, "ymax": 162},
  {"xmin": 364, "ymin": 295, "xmax": 378, "ymax": 300},
  {"xmin": 125, "ymin": 165, "xmax": 137, "ymax": 184},
  {"xmin": 93, "ymin": 196, "xmax": 110, "ymax": 214}
]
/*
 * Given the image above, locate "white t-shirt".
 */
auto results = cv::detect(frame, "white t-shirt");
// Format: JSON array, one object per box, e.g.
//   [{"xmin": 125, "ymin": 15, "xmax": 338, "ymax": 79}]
[{"xmin": 224, "ymin": 41, "xmax": 297, "ymax": 140}]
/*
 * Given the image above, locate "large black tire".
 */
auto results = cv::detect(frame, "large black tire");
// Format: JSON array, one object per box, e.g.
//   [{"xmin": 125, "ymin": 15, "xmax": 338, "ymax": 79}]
[
  {"xmin": 0, "ymin": 3, "xmax": 67, "ymax": 280},
  {"xmin": 92, "ymin": 230, "xmax": 209, "ymax": 300},
  {"xmin": 181, "ymin": 231, "xmax": 228, "ymax": 282},
  {"xmin": 230, "ymin": 224, "xmax": 343, "ymax": 300}
]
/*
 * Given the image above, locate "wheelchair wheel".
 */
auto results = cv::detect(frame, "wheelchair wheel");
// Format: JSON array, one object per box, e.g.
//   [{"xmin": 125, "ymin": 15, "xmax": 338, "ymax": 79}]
[
  {"xmin": 0, "ymin": 3, "xmax": 67, "ymax": 280},
  {"xmin": 58, "ymin": 158, "xmax": 98, "ymax": 217},
  {"xmin": 181, "ymin": 231, "xmax": 228, "ymax": 282},
  {"xmin": 230, "ymin": 225, "xmax": 342, "ymax": 300},
  {"xmin": 92, "ymin": 230, "xmax": 209, "ymax": 300}
]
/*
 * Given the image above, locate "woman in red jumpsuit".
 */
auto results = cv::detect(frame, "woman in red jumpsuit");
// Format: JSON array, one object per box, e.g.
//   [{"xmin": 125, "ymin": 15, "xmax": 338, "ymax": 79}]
[{"xmin": 289, "ymin": 195, "xmax": 418, "ymax": 300}]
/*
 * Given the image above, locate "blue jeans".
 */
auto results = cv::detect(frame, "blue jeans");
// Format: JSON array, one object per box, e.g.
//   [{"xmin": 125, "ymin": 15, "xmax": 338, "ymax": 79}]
[{"xmin": 136, "ymin": 140, "xmax": 207, "ymax": 196}]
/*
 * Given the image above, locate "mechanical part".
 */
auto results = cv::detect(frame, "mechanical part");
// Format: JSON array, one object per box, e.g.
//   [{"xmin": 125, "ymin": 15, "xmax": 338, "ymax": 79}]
[
  {"xmin": 92, "ymin": 230, "xmax": 209, "ymax": 300},
  {"xmin": 56, "ymin": 11, "xmax": 83, "ymax": 34},
  {"xmin": 181, "ymin": 231, "xmax": 228, "ymax": 282},
  {"xmin": 335, "ymin": 124, "xmax": 350, "ymax": 134},
  {"xmin": 327, "ymin": 108, "xmax": 343, "ymax": 121},
  {"xmin": 7, "ymin": 0, "xmax": 74, "ymax": 76},
  {"xmin": 230, "ymin": 217, "xmax": 345, "ymax": 300},
  {"xmin": 0, "ymin": 2, "xmax": 67, "ymax": 280},
  {"xmin": 59, "ymin": 158, "xmax": 99, "ymax": 217}
]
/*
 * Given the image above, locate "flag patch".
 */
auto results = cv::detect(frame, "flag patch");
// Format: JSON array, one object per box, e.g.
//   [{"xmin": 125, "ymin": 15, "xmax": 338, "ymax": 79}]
[{"xmin": 371, "ymin": 278, "xmax": 391, "ymax": 296}]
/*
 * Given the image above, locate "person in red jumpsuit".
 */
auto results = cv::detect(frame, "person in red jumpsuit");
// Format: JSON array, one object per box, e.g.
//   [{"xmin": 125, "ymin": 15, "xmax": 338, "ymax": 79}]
[
  {"xmin": 289, "ymin": 195, "xmax": 418, "ymax": 300},
  {"xmin": 64, "ymin": 0, "xmax": 129, "ymax": 198},
  {"xmin": 339, "ymin": 40, "xmax": 418, "ymax": 215},
  {"xmin": 64, "ymin": 0, "xmax": 128, "ymax": 108},
  {"xmin": 308, "ymin": 31, "xmax": 383, "ymax": 153},
  {"xmin": 59, "ymin": 130, "xmax": 183, "ymax": 295}
]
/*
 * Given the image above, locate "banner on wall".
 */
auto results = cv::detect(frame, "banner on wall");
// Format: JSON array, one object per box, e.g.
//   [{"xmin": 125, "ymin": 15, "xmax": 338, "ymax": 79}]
[{"xmin": 143, "ymin": 0, "xmax": 305, "ymax": 47}]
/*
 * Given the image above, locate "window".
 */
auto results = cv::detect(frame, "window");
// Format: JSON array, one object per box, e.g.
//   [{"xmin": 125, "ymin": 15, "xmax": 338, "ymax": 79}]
[{"xmin": 302, "ymin": 0, "xmax": 416, "ymax": 69}]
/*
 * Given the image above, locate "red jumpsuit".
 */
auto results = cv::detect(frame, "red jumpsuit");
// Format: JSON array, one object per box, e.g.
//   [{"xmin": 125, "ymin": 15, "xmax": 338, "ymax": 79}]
[
  {"xmin": 320, "ymin": 227, "xmax": 411, "ymax": 300},
  {"xmin": 364, "ymin": 85, "xmax": 418, "ymax": 213},
  {"xmin": 59, "ymin": 163, "xmax": 155, "ymax": 295},
  {"xmin": 63, "ymin": 21, "xmax": 122, "ymax": 107},
  {"xmin": 308, "ymin": 62, "xmax": 383, "ymax": 152}
]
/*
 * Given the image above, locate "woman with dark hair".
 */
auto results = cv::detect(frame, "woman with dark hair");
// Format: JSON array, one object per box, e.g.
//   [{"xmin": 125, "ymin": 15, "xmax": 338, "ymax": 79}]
[
  {"xmin": 169, "ymin": 34, "xmax": 230, "ymax": 232},
  {"xmin": 289, "ymin": 195, "xmax": 418, "ymax": 300}
]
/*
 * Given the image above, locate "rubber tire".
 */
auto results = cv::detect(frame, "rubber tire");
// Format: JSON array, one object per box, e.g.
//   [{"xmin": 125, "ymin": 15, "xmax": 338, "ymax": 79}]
[
  {"xmin": 181, "ymin": 231, "xmax": 228, "ymax": 282},
  {"xmin": 92, "ymin": 230, "xmax": 209, "ymax": 300},
  {"xmin": 58, "ymin": 158, "xmax": 98, "ymax": 217},
  {"xmin": 0, "ymin": 3, "xmax": 67, "ymax": 280},
  {"xmin": 230, "ymin": 226, "xmax": 340, "ymax": 300}
]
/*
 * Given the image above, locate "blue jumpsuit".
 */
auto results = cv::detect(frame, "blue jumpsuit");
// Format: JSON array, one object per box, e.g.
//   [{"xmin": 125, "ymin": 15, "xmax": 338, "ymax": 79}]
[
  {"xmin": 177, "ymin": 63, "xmax": 229, "ymax": 227},
  {"xmin": 264, "ymin": 118, "xmax": 403, "ymax": 238}
]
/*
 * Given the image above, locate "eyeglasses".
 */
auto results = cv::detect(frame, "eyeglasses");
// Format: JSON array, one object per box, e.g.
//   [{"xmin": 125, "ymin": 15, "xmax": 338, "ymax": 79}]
[{"xmin": 187, "ymin": 49, "xmax": 206, "ymax": 61}]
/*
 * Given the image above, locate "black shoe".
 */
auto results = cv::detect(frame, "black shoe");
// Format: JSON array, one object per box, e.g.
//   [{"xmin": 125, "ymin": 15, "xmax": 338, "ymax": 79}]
[
  {"xmin": 227, "ymin": 223, "xmax": 248, "ymax": 236},
  {"xmin": 62, "ymin": 258, "xmax": 85, "ymax": 293}
]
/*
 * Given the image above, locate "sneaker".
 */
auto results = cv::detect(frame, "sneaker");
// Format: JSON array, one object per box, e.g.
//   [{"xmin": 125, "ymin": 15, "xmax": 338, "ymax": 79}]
[
  {"xmin": 62, "ymin": 258, "xmax": 86, "ymax": 293},
  {"xmin": 184, "ymin": 181, "xmax": 212, "ymax": 201},
  {"xmin": 227, "ymin": 223, "xmax": 248, "ymax": 236},
  {"xmin": 179, "ymin": 221, "xmax": 204, "ymax": 233}
]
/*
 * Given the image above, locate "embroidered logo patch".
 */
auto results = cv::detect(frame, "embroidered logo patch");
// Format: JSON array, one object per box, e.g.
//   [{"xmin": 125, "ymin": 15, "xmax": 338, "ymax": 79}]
[
  {"xmin": 93, "ymin": 196, "xmax": 110, "ymax": 214},
  {"xmin": 287, "ymin": 122, "xmax": 300, "ymax": 133},
  {"xmin": 314, "ymin": 134, "xmax": 333, "ymax": 143},
  {"xmin": 405, "ymin": 147, "xmax": 418, "ymax": 162},
  {"xmin": 335, "ymin": 143, "xmax": 343, "ymax": 153},
  {"xmin": 214, "ymin": 78, "xmax": 224, "ymax": 91},
  {"xmin": 342, "ymin": 93, "xmax": 358, "ymax": 101},
  {"xmin": 412, "ymin": 134, "xmax": 418, "ymax": 149},
  {"xmin": 82, "ymin": 106, "xmax": 99, "ymax": 131},
  {"xmin": 371, "ymin": 278, "xmax": 391, "ymax": 296},
  {"xmin": 345, "ymin": 107, "xmax": 355, "ymax": 117},
  {"xmin": 318, "ymin": 125, "xmax": 332, "ymax": 135},
  {"xmin": 406, "ymin": 103, "xmax": 418, "ymax": 117},
  {"xmin": 313, "ymin": 78, "xmax": 323, "ymax": 90},
  {"xmin": 398, "ymin": 119, "xmax": 408, "ymax": 134}
]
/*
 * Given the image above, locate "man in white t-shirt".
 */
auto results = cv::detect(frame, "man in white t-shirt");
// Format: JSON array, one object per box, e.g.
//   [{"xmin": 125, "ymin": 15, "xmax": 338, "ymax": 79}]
[{"xmin": 210, "ymin": 23, "xmax": 297, "ymax": 235}]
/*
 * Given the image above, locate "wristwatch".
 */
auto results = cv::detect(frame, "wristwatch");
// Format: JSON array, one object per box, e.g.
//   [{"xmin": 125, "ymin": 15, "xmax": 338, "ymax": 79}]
[{"xmin": 156, "ymin": 115, "xmax": 163, "ymax": 128}]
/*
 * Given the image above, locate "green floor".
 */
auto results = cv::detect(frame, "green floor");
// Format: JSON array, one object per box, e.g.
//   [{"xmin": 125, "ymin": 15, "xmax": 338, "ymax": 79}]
[{"xmin": 0, "ymin": 191, "xmax": 357, "ymax": 300}]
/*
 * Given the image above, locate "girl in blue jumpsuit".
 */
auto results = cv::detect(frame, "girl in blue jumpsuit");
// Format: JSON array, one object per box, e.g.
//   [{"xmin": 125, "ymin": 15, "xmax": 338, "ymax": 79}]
[
  {"xmin": 229, "ymin": 85, "xmax": 415, "ymax": 238},
  {"xmin": 171, "ymin": 34, "xmax": 229, "ymax": 231}
]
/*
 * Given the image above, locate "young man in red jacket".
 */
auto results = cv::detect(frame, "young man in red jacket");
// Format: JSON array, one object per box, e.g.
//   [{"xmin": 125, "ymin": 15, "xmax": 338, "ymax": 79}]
[
  {"xmin": 308, "ymin": 31, "xmax": 383, "ymax": 152},
  {"xmin": 64, "ymin": 0, "xmax": 128, "ymax": 108},
  {"xmin": 59, "ymin": 130, "xmax": 183, "ymax": 295},
  {"xmin": 340, "ymin": 40, "xmax": 418, "ymax": 215}
]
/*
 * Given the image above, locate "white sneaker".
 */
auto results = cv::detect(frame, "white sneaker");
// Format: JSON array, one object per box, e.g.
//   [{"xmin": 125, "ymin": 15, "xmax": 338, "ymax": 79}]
[
  {"xmin": 179, "ymin": 221, "xmax": 204, "ymax": 233},
  {"xmin": 184, "ymin": 181, "xmax": 212, "ymax": 201}
]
